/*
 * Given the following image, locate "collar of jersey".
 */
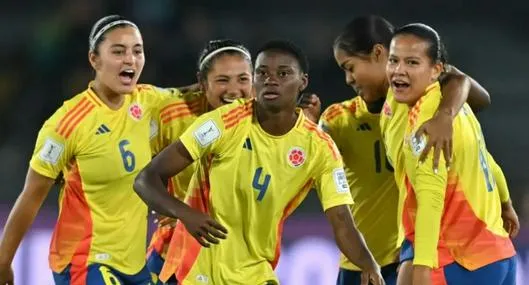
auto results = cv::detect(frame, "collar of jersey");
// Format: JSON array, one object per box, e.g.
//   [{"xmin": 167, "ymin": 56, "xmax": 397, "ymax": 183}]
[
  {"xmin": 254, "ymin": 107, "xmax": 305, "ymax": 139},
  {"xmin": 87, "ymin": 81, "xmax": 132, "ymax": 112}
]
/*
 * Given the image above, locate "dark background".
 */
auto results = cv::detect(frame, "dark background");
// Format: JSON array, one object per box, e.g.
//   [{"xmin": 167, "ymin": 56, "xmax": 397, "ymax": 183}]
[{"xmin": 0, "ymin": 1, "xmax": 528, "ymax": 229}]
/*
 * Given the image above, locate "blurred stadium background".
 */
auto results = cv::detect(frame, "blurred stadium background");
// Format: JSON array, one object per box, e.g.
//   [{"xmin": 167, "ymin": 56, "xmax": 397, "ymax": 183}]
[{"xmin": 0, "ymin": 1, "xmax": 528, "ymax": 284}]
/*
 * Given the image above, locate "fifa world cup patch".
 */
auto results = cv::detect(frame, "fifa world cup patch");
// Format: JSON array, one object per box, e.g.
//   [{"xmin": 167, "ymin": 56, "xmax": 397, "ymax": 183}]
[
  {"xmin": 287, "ymin": 147, "xmax": 306, "ymax": 167},
  {"xmin": 410, "ymin": 132, "xmax": 427, "ymax": 156},
  {"xmin": 39, "ymin": 138, "xmax": 64, "ymax": 165},
  {"xmin": 129, "ymin": 103, "xmax": 143, "ymax": 121},
  {"xmin": 149, "ymin": 119, "xmax": 159, "ymax": 139},
  {"xmin": 194, "ymin": 119, "xmax": 221, "ymax": 147},
  {"xmin": 332, "ymin": 168, "xmax": 349, "ymax": 193}
]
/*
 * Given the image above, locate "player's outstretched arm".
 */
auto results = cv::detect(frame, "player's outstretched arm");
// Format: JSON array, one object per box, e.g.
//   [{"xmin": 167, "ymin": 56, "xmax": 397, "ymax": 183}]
[
  {"xmin": 415, "ymin": 66, "xmax": 491, "ymax": 172},
  {"xmin": 326, "ymin": 205, "xmax": 385, "ymax": 285},
  {"xmin": 0, "ymin": 168, "xmax": 55, "ymax": 284},
  {"xmin": 134, "ymin": 141, "xmax": 227, "ymax": 247}
]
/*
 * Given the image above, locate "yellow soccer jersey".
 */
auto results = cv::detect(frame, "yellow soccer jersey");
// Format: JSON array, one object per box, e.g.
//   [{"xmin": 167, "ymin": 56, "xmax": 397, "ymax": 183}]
[
  {"xmin": 320, "ymin": 96, "xmax": 399, "ymax": 270},
  {"xmin": 151, "ymin": 91, "xmax": 208, "ymax": 200},
  {"xmin": 159, "ymin": 99, "xmax": 354, "ymax": 284},
  {"xmin": 29, "ymin": 84, "xmax": 174, "ymax": 275},
  {"xmin": 380, "ymin": 89, "xmax": 409, "ymax": 245},
  {"xmin": 148, "ymin": 91, "xmax": 209, "ymax": 261},
  {"xmin": 402, "ymin": 82, "xmax": 515, "ymax": 269}
]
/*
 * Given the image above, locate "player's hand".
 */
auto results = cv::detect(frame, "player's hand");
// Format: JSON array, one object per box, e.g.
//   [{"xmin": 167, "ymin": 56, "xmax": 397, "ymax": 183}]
[
  {"xmin": 360, "ymin": 264, "xmax": 385, "ymax": 285},
  {"xmin": 0, "ymin": 265, "xmax": 14, "ymax": 285},
  {"xmin": 416, "ymin": 110, "xmax": 453, "ymax": 173},
  {"xmin": 178, "ymin": 83, "xmax": 200, "ymax": 94},
  {"xmin": 180, "ymin": 208, "xmax": 228, "ymax": 247},
  {"xmin": 412, "ymin": 265, "xmax": 432, "ymax": 285},
  {"xmin": 501, "ymin": 201, "xmax": 520, "ymax": 238},
  {"xmin": 297, "ymin": 93, "xmax": 321, "ymax": 123}
]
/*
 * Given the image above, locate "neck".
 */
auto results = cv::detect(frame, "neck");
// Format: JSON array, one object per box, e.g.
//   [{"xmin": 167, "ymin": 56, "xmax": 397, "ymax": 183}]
[
  {"xmin": 366, "ymin": 81, "xmax": 390, "ymax": 113},
  {"xmin": 91, "ymin": 80, "xmax": 125, "ymax": 110},
  {"xmin": 255, "ymin": 101, "xmax": 298, "ymax": 136}
]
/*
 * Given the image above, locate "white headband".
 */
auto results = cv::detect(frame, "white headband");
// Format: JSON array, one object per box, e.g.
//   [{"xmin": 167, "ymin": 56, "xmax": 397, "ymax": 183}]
[
  {"xmin": 199, "ymin": 46, "xmax": 251, "ymax": 70},
  {"xmin": 90, "ymin": 20, "xmax": 138, "ymax": 51}
]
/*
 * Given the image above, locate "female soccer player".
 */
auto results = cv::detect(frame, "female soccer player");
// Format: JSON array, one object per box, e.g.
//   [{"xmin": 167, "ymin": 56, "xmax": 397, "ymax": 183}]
[
  {"xmin": 387, "ymin": 23, "xmax": 516, "ymax": 285},
  {"xmin": 134, "ymin": 40, "xmax": 384, "ymax": 285},
  {"xmin": 0, "ymin": 15, "xmax": 178, "ymax": 284},
  {"xmin": 147, "ymin": 39, "xmax": 254, "ymax": 284},
  {"xmin": 323, "ymin": 15, "xmax": 502, "ymax": 285}
]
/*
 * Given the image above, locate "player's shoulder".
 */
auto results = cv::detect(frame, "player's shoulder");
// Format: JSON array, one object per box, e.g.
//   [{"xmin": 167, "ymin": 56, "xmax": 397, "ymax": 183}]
[
  {"xmin": 47, "ymin": 89, "xmax": 98, "ymax": 139},
  {"xmin": 217, "ymin": 98, "xmax": 254, "ymax": 130},
  {"xmin": 410, "ymin": 82, "xmax": 441, "ymax": 125},
  {"xmin": 322, "ymin": 98, "xmax": 358, "ymax": 123},
  {"xmin": 302, "ymin": 118, "xmax": 341, "ymax": 160},
  {"xmin": 158, "ymin": 91, "xmax": 206, "ymax": 125}
]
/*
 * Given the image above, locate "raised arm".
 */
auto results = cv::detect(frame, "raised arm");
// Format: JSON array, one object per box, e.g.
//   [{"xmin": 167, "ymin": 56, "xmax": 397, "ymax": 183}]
[
  {"xmin": 416, "ymin": 65, "xmax": 491, "ymax": 171},
  {"xmin": 0, "ymin": 169, "xmax": 55, "ymax": 284}
]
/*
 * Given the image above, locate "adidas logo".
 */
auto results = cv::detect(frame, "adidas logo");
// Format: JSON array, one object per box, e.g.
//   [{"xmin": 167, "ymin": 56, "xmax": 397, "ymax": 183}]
[
  {"xmin": 95, "ymin": 124, "xmax": 111, "ymax": 135},
  {"xmin": 356, "ymin": 123, "xmax": 371, "ymax": 131},
  {"xmin": 242, "ymin": 137, "xmax": 252, "ymax": 150}
]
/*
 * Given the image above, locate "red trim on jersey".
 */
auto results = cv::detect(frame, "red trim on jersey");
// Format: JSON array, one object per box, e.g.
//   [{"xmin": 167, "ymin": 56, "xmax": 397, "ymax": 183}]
[
  {"xmin": 403, "ymin": 174, "xmax": 515, "ymax": 270},
  {"xmin": 86, "ymin": 90, "xmax": 102, "ymax": 107},
  {"xmin": 324, "ymin": 106, "xmax": 344, "ymax": 122},
  {"xmin": 49, "ymin": 161, "xmax": 93, "ymax": 284},
  {"xmin": 272, "ymin": 179, "xmax": 314, "ymax": 268},
  {"xmin": 347, "ymin": 100, "xmax": 358, "ymax": 114},
  {"xmin": 160, "ymin": 98, "xmax": 204, "ymax": 124},
  {"xmin": 303, "ymin": 121, "xmax": 339, "ymax": 160},
  {"xmin": 56, "ymin": 99, "xmax": 95, "ymax": 138},
  {"xmin": 221, "ymin": 101, "xmax": 253, "ymax": 129},
  {"xmin": 408, "ymin": 95, "xmax": 427, "ymax": 127}
]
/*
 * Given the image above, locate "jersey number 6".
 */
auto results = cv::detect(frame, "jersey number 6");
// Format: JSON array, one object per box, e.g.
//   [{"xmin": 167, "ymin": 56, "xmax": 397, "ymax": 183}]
[
  {"xmin": 252, "ymin": 167, "xmax": 271, "ymax": 201},
  {"xmin": 118, "ymin": 140, "xmax": 136, "ymax": 172}
]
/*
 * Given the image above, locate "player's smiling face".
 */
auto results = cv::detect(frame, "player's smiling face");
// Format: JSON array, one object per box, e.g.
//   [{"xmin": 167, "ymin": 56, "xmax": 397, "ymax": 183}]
[
  {"xmin": 89, "ymin": 26, "xmax": 145, "ymax": 95},
  {"xmin": 201, "ymin": 53, "xmax": 253, "ymax": 110},
  {"xmin": 333, "ymin": 45, "xmax": 388, "ymax": 104},
  {"xmin": 386, "ymin": 34, "xmax": 442, "ymax": 106},
  {"xmin": 253, "ymin": 50, "xmax": 307, "ymax": 112}
]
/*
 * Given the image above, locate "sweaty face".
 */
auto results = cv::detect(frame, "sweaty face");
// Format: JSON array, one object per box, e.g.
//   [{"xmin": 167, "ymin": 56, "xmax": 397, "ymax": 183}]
[
  {"xmin": 90, "ymin": 26, "xmax": 145, "ymax": 95},
  {"xmin": 386, "ymin": 34, "xmax": 442, "ymax": 106},
  {"xmin": 334, "ymin": 46, "xmax": 388, "ymax": 104},
  {"xmin": 253, "ymin": 50, "xmax": 307, "ymax": 112},
  {"xmin": 202, "ymin": 54, "xmax": 253, "ymax": 110}
]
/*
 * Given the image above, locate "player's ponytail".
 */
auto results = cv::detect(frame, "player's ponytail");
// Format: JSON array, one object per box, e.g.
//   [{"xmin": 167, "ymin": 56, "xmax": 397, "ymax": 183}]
[
  {"xmin": 197, "ymin": 39, "xmax": 252, "ymax": 82},
  {"xmin": 334, "ymin": 15, "xmax": 394, "ymax": 56}
]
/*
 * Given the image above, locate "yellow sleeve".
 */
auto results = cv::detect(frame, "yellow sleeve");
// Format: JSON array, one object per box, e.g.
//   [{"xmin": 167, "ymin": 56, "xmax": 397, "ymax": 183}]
[
  {"xmin": 179, "ymin": 109, "xmax": 226, "ymax": 161},
  {"xmin": 318, "ymin": 104, "xmax": 343, "ymax": 139},
  {"xmin": 405, "ymin": 134, "xmax": 447, "ymax": 268},
  {"xmin": 314, "ymin": 141, "xmax": 354, "ymax": 211},
  {"xmin": 29, "ymin": 110, "xmax": 76, "ymax": 179},
  {"xmin": 487, "ymin": 152, "xmax": 510, "ymax": 203}
]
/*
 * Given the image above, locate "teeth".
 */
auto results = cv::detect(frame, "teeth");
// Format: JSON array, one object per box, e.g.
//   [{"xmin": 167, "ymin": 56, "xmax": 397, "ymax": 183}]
[
  {"xmin": 222, "ymin": 98, "xmax": 235, "ymax": 103},
  {"xmin": 122, "ymin": 69, "xmax": 134, "ymax": 74}
]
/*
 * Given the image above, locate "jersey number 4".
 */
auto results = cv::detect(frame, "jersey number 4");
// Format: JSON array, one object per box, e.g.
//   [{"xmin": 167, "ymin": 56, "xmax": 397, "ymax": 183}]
[
  {"xmin": 252, "ymin": 167, "xmax": 271, "ymax": 201},
  {"xmin": 118, "ymin": 140, "xmax": 136, "ymax": 172}
]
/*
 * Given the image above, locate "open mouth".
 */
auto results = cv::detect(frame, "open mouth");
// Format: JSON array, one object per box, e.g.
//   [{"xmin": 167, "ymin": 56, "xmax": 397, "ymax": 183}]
[
  {"xmin": 391, "ymin": 79, "xmax": 410, "ymax": 92},
  {"xmin": 119, "ymin": 69, "xmax": 135, "ymax": 85}
]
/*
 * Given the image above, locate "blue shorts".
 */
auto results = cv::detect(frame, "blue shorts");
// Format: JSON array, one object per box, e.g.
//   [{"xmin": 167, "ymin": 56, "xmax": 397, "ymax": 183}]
[
  {"xmin": 146, "ymin": 251, "xmax": 178, "ymax": 285},
  {"xmin": 399, "ymin": 238, "xmax": 516, "ymax": 285},
  {"xmin": 441, "ymin": 257, "xmax": 516, "ymax": 285},
  {"xmin": 53, "ymin": 263, "xmax": 152, "ymax": 285},
  {"xmin": 336, "ymin": 263, "xmax": 398, "ymax": 285}
]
